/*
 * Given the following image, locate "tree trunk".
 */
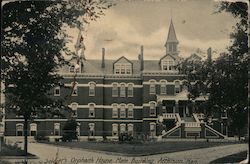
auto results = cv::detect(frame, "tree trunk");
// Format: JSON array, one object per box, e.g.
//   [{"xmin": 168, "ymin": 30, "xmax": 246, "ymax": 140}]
[
  {"xmin": 237, "ymin": 128, "xmax": 241, "ymax": 141},
  {"xmin": 24, "ymin": 117, "xmax": 28, "ymax": 164}
]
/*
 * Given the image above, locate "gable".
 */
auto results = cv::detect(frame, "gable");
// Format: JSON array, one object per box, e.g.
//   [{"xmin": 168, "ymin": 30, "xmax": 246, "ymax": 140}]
[{"xmin": 114, "ymin": 56, "xmax": 133, "ymax": 65}]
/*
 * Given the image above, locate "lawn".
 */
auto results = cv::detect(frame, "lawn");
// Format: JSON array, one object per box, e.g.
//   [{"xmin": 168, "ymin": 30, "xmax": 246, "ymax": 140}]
[
  {"xmin": 210, "ymin": 151, "xmax": 247, "ymax": 163},
  {"xmin": 48, "ymin": 140, "xmax": 238, "ymax": 156},
  {"xmin": 0, "ymin": 143, "xmax": 34, "ymax": 157}
]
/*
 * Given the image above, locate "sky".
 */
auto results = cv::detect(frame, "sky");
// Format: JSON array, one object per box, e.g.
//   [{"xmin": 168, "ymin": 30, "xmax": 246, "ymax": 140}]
[{"xmin": 66, "ymin": 0, "xmax": 238, "ymax": 60}]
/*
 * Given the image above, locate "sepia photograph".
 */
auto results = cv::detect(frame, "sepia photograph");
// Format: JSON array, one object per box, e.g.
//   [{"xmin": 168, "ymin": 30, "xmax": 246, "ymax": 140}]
[{"xmin": 0, "ymin": 0, "xmax": 249, "ymax": 163}]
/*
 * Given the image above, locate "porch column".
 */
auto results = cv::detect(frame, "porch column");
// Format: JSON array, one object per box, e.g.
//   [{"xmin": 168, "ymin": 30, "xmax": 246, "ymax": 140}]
[{"xmin": 175, "ymin": 101, "xmax": 179, "ymax": 114}]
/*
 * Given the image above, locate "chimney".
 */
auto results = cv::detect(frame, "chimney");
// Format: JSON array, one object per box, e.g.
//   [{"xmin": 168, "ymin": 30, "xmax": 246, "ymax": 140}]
[
  {"xmin": 207, "ymin": 47, "xmax": 212, "ymax": 62},
  {"xmin": 101, "ymin": 48, "xmax": 105, "ymax": 68},
  {"xmin": 140, "ymin": 45, "xmax": 144, "ymax": 71}
]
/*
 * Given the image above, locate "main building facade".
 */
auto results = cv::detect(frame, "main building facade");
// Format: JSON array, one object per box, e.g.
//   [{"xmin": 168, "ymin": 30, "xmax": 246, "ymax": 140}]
[{"xmin": 3, "ymin": 20, "xmax": 228, "ymax": 141}]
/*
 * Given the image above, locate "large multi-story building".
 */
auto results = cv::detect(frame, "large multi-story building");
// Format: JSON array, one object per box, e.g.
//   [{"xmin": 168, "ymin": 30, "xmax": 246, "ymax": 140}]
[{"xmin": 3, "ymin": 20, "xmax": 227, "ymax": 141}]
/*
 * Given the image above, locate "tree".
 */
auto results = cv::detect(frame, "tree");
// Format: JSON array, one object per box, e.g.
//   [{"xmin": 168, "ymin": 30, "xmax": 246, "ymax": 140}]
[
  {"xmin": 1, "ymin": 0, "xmax": 112, "ymax": 162},
  {"xmin": 181, "ymin": 2, "xmax": 249, "ymax": 140},
  {"xmin": 62, "ymin": 119, "xmax": 78, "ymax": 142}
]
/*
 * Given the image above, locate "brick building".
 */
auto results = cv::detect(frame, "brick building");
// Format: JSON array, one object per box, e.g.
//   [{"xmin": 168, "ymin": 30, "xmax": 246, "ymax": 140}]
[{"xmin": 3, "ymin": 20, "xmax": 227, "ymax": 141}]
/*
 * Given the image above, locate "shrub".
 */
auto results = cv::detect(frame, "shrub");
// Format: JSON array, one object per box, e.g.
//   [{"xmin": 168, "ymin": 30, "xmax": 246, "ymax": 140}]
[{"xmin": 62, "ymin": 119, "xmax": 78, "ymax": 142}]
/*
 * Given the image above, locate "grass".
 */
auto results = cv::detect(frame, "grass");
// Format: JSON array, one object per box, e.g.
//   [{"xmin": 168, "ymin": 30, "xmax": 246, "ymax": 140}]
[
  {"xmin": 210, "ymin": 151, "xmax": 247, "ymax": 163},
  {"xmin": 0, "ymin": 143, "xmax": 34, "ymax": 157},
  {"xmin": 47, "ymin": 140, "xmax": 238, "ymax": 156}
]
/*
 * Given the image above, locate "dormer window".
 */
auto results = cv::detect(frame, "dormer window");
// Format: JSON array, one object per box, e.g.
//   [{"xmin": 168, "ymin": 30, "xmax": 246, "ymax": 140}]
[
  {"xmin": 161, "ymin": 57, "xmax": 175, "ymax": 71},
  {"xmin": 113, "ymin": 56, "xmax": 132, "ymax": 75}
]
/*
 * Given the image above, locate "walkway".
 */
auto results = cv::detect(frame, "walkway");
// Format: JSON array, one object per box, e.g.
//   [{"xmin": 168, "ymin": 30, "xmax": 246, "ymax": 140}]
[{"xmin": 5, "ymin": 142, "xmax": 248, "ymax": 164}]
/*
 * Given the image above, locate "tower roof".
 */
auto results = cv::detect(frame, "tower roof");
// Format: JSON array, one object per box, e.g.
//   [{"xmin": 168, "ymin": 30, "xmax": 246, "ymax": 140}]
[{"xmin": 165, "ymin": 19, "xmax": 178, "ymax": 46}]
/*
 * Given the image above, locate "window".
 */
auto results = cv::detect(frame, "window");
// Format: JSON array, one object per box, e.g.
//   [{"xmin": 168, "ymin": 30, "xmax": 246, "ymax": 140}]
[
  {"xmin": 112, "ymin": 124, "xmax": 118, "ymax": 136},
  {"xmin": 149, "ymin": 80, "xmax": 156, "ymax": 94},
  {"xmin": 175, "ymin": 81, "xmax": 180, "ymax": 94},
  {"xmin": 70, "ymin": 66, "xmax": 75, "ymax": 73},
  {"xmin": 120, "ymin": 83, "xmax": 126, "ymax": 97},
  {"xmin": 114, "ymin": 63, "xmax": 132, "ymax": 75},
  {"xmin": 71, "ymin": 82, "xmax": 78, "ymax": 96},
  {"xmin": 127, "ymin": 104, "xmax": 134, "ymax": 118},
  {"xmin": 127, "ymin": 83, "xmax": 133, "ymax": 97},
  {"xmin": 128, "ymin": 124, "xmax": 134, "ymax": 136},
  {"xmin": 54, "ymin": 86, "xmax": 60, "ymax": 96},
  {"xmin": 89, "ymin": 103, "xmax": 95, "ymax": 117},
  {"xmin": 149, "ymin": 102, "xmax": 156, "ymax": 116},
  {"xmin": 150, "ymin": 122, "xmax": 156, "ymax": 137},
  {"xmin": 120, "ymin": 104, "xmax": 126, "ymax": 118},
  {"xmin": 88, "ymin": 123, "xmax": 95, "ymax": 136},
  {"xmin": 161, "ymin": 59, "xmax": 175, "ymax": 71},
  {"xmin": 121, "ymin": 65, "xmax": 125, "ymax": 74},
  {"xmin": 89, "ymin": 82, "xmax": 96, "ymax": 96},
  {"xmin": 71, "ymin": 103, "xmax": 78, "ymax": 117},
  {"xmin": 54, "ymin": 123, "xmax": 60, "ymax": 136},
  {"xmin": 112, "ymin": 83, "xmax": 118, "ymax": 97},
  {"xmin": 160, "ymin": 81, "xmax": 166, "ymax": 94},
  {"xmin": 120, "ymin": 124, "xmax": 126, "ymax": 134},
  {"xmin": 30, "ymin": 123, "xmax": 37, "ymax": 136},
  {"xmin": 76, "ymin": 122, "xmax": 81, "ymax": 136},
  {"xmin": 112, "ymin": 104, "xmax": 118, "ymax": 118},
  {"xmin": 16, "ymin": 124, "xmax": 23, "ymax": 136}
]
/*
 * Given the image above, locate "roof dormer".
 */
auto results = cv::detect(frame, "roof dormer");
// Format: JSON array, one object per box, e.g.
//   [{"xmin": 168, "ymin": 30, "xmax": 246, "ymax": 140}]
[{"xmin": 113, "ymin": 56, "xmax": 133, "ymax": 75}]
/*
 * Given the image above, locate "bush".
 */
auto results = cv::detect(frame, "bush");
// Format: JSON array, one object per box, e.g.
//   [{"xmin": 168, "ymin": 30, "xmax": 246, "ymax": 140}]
[
  {"xmin": 35, "ymin": 134, "xmax": 49, "ymax": 141},
  {"xmin": 62, "ymin": 119, "xmax": 78, "ymax": 142},
  {"xmin": 118, "ymin": 133, "xmax": 133, "ymax": 142}
]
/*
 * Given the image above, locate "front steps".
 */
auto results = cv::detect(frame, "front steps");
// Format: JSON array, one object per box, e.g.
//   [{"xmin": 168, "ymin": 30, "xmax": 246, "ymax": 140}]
[{"xmin": 160, "ymin": 113, "xmax": 226, "ymax": 139}]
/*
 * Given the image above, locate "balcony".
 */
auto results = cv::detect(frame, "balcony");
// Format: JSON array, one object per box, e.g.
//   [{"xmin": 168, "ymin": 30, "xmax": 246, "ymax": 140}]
[
  {"xmin": 185, "ymin": 122, "xmax": 201, "ymax": 128},
  {"xmin": 162, "ymin": 113, "xmax": 176, "ymax": 119}
]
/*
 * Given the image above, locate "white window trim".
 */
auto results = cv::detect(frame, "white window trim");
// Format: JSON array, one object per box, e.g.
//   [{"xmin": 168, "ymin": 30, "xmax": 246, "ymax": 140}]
[
  {"xmin": 149, "ymin": 101, "xmax": 157, "ymax": 116},
  {"xmin": 88, "ymin": 82, "xmax": 96, "ymax": 97},
  {"xmin": 119, "ymin": 103, "xmax": 126, "ymax": 118},
  {"xmin": 160, "ymin": 80, "xmax": 167, "ymax": 95},
  {"xmin": 112, "ymin": 124, "xmax": 118, "ymax": 136},
  {"xmin": 120, "ymin": 123, "xmax": 126, "ymax": 133},
  {"xmin": 88, "ymin": 103, "xmax": 95, "ymax": 118},
  {"xmin": 127, "ymin": 103, "xmax": 134, "ymax": 118},
  {"xmin": 112, "ymin": 83, "xmax": 119, "ymax": 97},
  {"xmin": 54, "ymin": 123, "xmax": 60, "ymax": 136},
  {"xmin": 128, "ymin": 123, "xmax": 134, "ymax": 135},
  {"xmin": 54, "ymin": 86, "xmax": 60, "ymax": 96},
  {"xmin": 114, "ymin": 63, "xmax": 132, "ymax": 75},
  {"xmin": 174, "ymin": 80, "xmax": 181, "ymax": 94},
  {"xmin": 127, "ymin": 83, "xmax": 134, "ymax": 97},
  {"xmin": 71, "ymin": 102, "xmax": 78, "ymax": 117},
  {"xmin": 30, "ymin": 123, "xmax": 37, "ymax": 136},
  {"xmin": 149, "ymin": 80, "xmax": 156, "ymax": 95},
  {"xmin": 120, "ymin": 83, "xmax": 126, "ymax": 97},
  {"xmin": 112, "ymin": 103, "xmax": 119, "ymax": 118},
  {"xmin": 16, "ymin": 123, "xmax": 24, "ymax": 136}
]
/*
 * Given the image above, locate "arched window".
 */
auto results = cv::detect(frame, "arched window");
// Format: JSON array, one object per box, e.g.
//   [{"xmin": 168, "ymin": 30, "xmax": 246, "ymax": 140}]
[
  {"xmin": 69, "ymin": 65, "xmax": 75, "ymax": 73},
  {"xmin": 149, "ymin": 101, "xmax": 156, "ymax": 116},
  {"xmin": 88, "ymin": 123, "xmax": 95, "ymax": 137},
  {"xmin": 120, "ymin": 104, "xmax": 126, "ymax": 118},
  {"xmin": 150, "ymin": 122, "xmax": 156, "ymax": 137},
  {"xmin": 112, "ymin": 124, "xmax": 118, "ymax": 136},
  {"xmin": 89, "ymin": 82, "xmax": 96, "ymax": 96},
  {"xmin": 54, "ymin": 86, "xmax": 60, "ymax": 96},
  {"xmin": 16, "ymin": 123, "xmax": 23, "ymax": 136},
  {"xmin": 54, "ymin": 123, "xmax": 60, "ymax": 136},
  {"xmin": 149, "ymin": 80, "xmax": 156, "ymax": 94},
  {"xmin": 127, "ymin": 83, "xmax": 133, "ymax": 97},
  {"xmin": 112, "ymin": 83, "xmax": 118, "ymax": 97},
  {"xmin": 128, "ymin": 124, "xmax": 134, "ymax": 136},
  {"xmin": 160, "ymin": 80, "xmax": 167, "ymax": 94},
  {"xmin": 127, "ymin": 104, "xmax": 134, "ymax": 118},
  {"xmin": 89, "ymin": 103, "xmax": 95, "ymax": 117},
  {"xmin": 112, "ymin": 104, "xmax": 118, "ymax": 118},
  {"xmin": 175, "ymin": 81, "xmax": 180, "ymax": 94},
  {"xmin": 120, "ymin": 124, "xmax": 126, "ymax": 134},
  {"xmin": 120, "ymin": 83, "xmax": 126, "ymax": 97},
  {"xmin": 71, "ymin": 102, "xmax": 78, "ymax": 117},
  {"xmin": 30, "ymin": 123, "xmax": 37, "ymax": 136}
]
